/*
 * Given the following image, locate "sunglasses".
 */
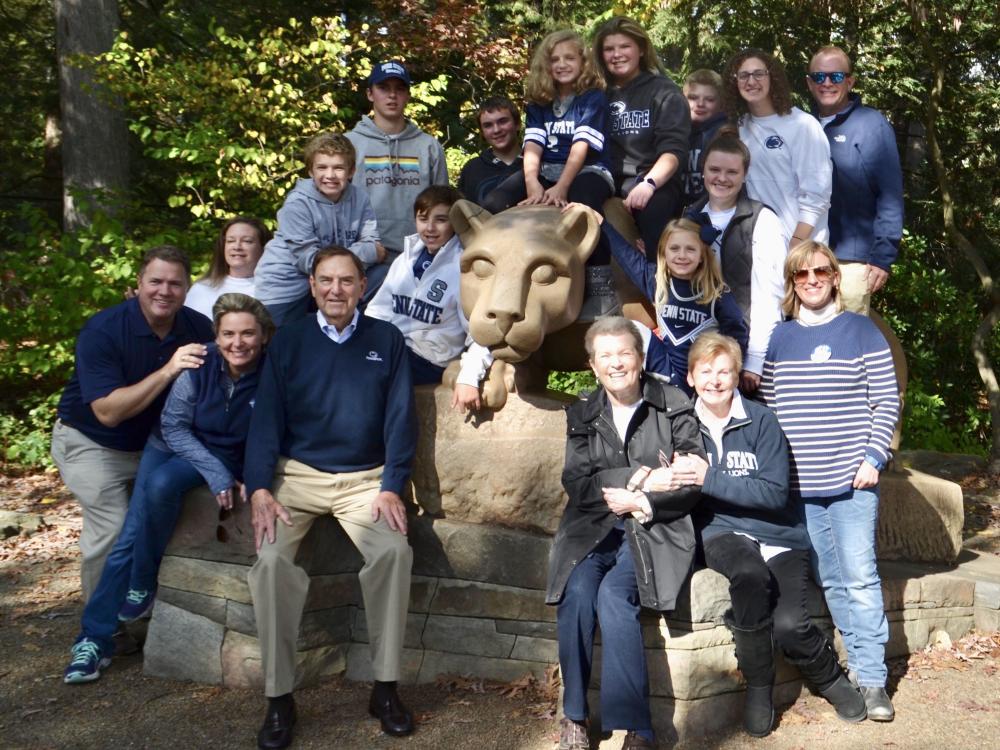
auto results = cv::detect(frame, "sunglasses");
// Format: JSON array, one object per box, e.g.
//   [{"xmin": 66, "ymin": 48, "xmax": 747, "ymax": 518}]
[
  {"xmin": 793, "ymin": 265, "xmax": 835, "ymax": 284},
  {"xmin": 808, "ymin": 71, "xmax": 848, "ymax": 84}
]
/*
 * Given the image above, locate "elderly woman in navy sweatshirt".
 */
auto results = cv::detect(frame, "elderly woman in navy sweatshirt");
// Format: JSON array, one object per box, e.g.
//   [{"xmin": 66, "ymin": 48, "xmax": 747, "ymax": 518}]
[
  {"xmin": 63, "ymin": 293, "xmax": 273, "ymax": 683},
  {"xmin": 672, "ymin": 332, "xmax": 866, "ymax": 737}
]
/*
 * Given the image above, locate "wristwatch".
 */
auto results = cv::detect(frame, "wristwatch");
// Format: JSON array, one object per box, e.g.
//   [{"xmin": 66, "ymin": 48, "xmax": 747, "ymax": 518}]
[{"xmin": 643, "ymin": 176, "xmax": 657, "ymax": 188}]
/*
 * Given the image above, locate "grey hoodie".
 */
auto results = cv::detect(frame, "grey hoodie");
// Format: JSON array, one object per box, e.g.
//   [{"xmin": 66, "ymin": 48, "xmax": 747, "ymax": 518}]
[
  {"xmin": 346, "ymin": 116, "xmax": 449, "ymax": 252},
  {"xmin": 254, "ymin": 178, "xmax": 379, "ymax": 306}
]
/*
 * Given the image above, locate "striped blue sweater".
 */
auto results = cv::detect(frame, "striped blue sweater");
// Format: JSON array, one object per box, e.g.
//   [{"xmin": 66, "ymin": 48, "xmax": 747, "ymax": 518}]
[{"xmin": 760, "ymin": 312, "xmax": 899, "ymax": 497}]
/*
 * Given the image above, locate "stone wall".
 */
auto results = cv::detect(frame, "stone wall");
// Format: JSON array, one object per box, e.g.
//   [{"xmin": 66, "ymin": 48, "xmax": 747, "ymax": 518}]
[{"xmin": 143, "ymin": 387, "xmax": 978, "ymax": 741}]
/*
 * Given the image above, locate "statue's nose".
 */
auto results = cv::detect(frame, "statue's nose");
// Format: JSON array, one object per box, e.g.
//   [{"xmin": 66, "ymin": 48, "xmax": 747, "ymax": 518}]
[{"xmin": 486, "ymin": 307, "xmax": 525, "ymax": 335}]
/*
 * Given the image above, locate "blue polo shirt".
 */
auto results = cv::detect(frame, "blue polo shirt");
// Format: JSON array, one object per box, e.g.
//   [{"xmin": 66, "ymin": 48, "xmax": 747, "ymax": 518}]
[{"xmin": 56, "ymin": 297, "xmax": 214, "ymax": 451}]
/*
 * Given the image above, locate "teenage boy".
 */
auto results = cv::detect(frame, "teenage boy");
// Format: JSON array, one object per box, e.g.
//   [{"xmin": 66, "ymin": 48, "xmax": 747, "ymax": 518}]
[
  {"xmin": 807, "ymin": 46, "xmax": 903, "ymax": 316},
  {"xmin": 682, "ymin": 69, "xmax": 727, "ymax": 206},
  {"xmin": 254, "ymin": 132, "xmax": 381, "ymax": 327},
  {"xmin": 347, "ymin": 61, "xmax": 449, "ymax": 259},
  {"xmin": 457, "ymin": 96, "xmax": 523, "ymax": 206},
  {"xmin": 51, "ymin": 246, "xmax": 213, "ymax": 601}
]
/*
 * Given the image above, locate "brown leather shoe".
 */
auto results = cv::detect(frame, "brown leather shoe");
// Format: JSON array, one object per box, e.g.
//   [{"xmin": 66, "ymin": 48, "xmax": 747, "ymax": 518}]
[
  {"xmin": 622, "ymin": 730, "xmax": 657, "ymax": 749},
  {"xmin": 368, "ymin": 685, "xmax": 414, "ymax": 736},
  {"xmin": 558, "ymin": 717, "xmax": 589, "ymax": 750}
]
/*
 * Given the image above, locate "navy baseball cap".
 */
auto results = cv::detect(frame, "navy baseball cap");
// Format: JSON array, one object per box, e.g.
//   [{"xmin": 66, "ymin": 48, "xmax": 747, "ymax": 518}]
[{"xmin": 368, "ymin": 61, "xmax": 411, "ymax": 87}]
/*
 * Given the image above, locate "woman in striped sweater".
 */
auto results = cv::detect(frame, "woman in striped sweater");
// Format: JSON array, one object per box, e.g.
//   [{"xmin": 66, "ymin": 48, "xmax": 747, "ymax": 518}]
[{"xmin": 760, "ymin": 241, "xmax": 900, "ymax": 722}]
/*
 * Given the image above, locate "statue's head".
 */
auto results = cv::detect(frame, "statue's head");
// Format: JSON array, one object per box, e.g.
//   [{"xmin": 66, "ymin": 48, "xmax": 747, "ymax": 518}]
[{"xmin": 450, "ymin": 201, "xmax": 599, "ymax": 362}]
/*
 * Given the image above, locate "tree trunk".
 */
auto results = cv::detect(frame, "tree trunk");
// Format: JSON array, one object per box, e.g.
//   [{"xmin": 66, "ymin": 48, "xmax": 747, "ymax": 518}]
[
  {"xmin": 54, "ymin": 0, "xmax": 128, "ymax": 231},
  {"xmin": 908, "ymin": 0, "xmax": 1000, "ymax": 472}
]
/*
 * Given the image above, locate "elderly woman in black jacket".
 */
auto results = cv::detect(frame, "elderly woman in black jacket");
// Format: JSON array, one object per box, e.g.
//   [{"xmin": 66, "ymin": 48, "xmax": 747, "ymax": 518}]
[{"xmin": 546, "ymin": 316, "xmax": 705, "ymax": 750}]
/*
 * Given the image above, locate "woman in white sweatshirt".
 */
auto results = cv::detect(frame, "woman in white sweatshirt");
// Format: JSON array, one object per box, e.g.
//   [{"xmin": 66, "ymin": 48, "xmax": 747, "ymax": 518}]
[{"xmin": 723, "ymin": 49, "xmax": 832, "ymax": 250}]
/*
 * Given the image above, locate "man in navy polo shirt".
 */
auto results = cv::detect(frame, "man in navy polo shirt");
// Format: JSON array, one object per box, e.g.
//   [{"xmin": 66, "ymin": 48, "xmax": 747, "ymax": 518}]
[{"xmin": 51, "ymin": 245, "xmax": 214, "ymax": 602}]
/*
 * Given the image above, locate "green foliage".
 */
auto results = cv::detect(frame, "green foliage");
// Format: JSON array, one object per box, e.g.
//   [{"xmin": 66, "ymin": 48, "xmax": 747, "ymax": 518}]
[{"xmin": 548, "ymin": 370, "xmax": 597, "ymax": 396}]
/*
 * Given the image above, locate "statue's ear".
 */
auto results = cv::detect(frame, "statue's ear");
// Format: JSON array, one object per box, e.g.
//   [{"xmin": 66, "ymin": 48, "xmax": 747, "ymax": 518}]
[
  {"xmin": 556, "ymin": 204, "xmax": 600, "ymax": 263},
  {"xmin": 450, "ymin": 200, "xmax": 492, "ymax": 245}
]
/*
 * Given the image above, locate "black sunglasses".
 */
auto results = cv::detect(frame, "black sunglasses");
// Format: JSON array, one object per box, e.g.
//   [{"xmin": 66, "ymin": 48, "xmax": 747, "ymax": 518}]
[{"xmin": 808, "ymin": 71, "xmax": 848, "ymax": 84}]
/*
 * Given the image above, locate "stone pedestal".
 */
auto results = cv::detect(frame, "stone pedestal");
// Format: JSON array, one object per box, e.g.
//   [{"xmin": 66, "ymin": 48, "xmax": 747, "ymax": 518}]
[{"xmin": 142, "ymin": 387, "xmax": 977, "ymax": 741}]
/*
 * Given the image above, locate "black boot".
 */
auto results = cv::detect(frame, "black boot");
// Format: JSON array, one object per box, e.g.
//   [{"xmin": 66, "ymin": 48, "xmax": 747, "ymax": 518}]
[
  {"xmin": 726, "ymin": 613, "xmax": 775, "ymax": 737},
  {"xmin": 791, "ymin": 641, "xmax": 867, "ymax": 723},
  {"xmin": 579, "ymin": 264, "xmax": 621, "ymax": 320}
]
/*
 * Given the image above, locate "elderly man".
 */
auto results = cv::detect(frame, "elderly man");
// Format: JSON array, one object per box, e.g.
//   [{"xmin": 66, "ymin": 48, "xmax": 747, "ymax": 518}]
[
  {"xmin": 51, "ymin": 245, "xmax": 213, "ymax": 601},
  {"xmin": 457, "ymin": 95, "xmax": 524, "ymax": 206},
  {"xmin": 807, "ymin": 45, "xmax": 904, "ymax": 315},
  {"xmin": 244, "ymin": 245, "xmax": 417, "ymax": 749}
]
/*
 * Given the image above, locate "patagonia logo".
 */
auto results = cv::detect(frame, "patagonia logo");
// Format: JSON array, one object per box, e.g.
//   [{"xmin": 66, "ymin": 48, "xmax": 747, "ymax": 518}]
[
  {"xmin": 765, "ymin": 135, "xmax": 784, "ymax": 149},
  {"xmin": 366, "ymin": 351, "xmax": 384, "ymax": 362},
  {"xmin": 834, "ymin": 134, "xmax": 847, "ymax": 143},
  {"xmin": 810, "ymin": 344, "xmax": 832, "ymax": 363}
]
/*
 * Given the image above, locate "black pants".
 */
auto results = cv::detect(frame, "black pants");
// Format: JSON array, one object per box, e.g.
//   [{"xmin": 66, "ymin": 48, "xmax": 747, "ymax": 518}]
[
  {"xmin": 626, "ymin": 179, "xmax": 684, "ymax": 263},
  {"xmin": 482, "ymin": 170, "xmax": 612, "ymax": 265},
  {"xmin": 703, "ymin": 532, "xmax": 826, "ymax": 661}
]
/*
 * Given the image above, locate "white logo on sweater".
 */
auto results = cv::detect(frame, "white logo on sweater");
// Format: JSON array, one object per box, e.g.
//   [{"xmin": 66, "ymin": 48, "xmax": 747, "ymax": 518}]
[
  {"xmin": 366, "ymin": 351, "xmax": 384, "ymax": 362},
  {"xmin": 810, "ymin": 345, "xmax": 832, "ymax": 362}
]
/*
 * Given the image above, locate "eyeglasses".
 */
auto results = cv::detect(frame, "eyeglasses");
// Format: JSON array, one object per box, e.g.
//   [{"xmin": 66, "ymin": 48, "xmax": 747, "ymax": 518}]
[
  {"xmin": 808, "ymin": 71, "xmax": 848, "ymax": 84},
  {"xmin": 793, "ymin": 265, "xmax": 835, "ymax": 284},
  {"xmin": 736, "ymin": 69, "xmax": 769, "ymax": 83}
]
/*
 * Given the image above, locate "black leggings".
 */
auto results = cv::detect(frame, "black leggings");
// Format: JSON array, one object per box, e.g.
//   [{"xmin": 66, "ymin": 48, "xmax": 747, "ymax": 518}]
[
  {"xmin": 482, "ymin": 170, "xmax": 612, "ymax": 265},
  {"xmin": 703, "ymin": 532, "xmax": 827, "ymax": 661},
  {"xmin": 626, "ymin": 179, "xmax": 684, "ymax": 263}
]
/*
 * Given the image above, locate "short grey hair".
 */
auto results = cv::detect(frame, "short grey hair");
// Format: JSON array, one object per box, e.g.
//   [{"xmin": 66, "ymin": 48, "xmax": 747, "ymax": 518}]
[{"xmin": 584, "ymin": 316, "xmax": 645, "ymax": 361}]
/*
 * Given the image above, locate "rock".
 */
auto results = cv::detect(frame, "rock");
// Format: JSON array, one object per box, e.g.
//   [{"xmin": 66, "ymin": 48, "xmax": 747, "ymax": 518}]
[
  {"xmin": 897, "ymin": 450, "xmax": 986, "ymax": 482},
  {"xmin": 144, "ymin": 600, "xmax": 223, "ymax": 683},
  {"xmin": 429, "ymin": 578, "xmax": 553, "ymax": 622},
  {"xmin": 411, "ymin": 386, "xmax": 571, "ymax": 534},
  {"xmin": 877, "ymin": 468, "xmax": 964, "ymax": 563},
  {"xmin": 930, "ymin": 628, "xmax": 953, "ymax": 650},
  {"xmin": 0, "ymin": 510, "xmax": 45, "ymax": 538},
  {"xmin": 410, "ymin": 518, "xmax": 553, "ymax": 590},
  {"xmin": 421, "ymin": 613, "xmax": 516, "ymax": 658}
]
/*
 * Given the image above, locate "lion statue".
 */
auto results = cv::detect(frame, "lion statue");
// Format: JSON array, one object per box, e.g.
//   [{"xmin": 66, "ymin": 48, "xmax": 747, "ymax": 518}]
[{"xmin": 444, "ymin": 199, "xmax": 653, "ymax": 410}]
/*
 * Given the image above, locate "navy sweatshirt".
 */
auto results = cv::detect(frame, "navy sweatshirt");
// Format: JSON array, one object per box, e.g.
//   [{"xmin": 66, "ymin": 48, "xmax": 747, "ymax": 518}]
[
  {"xmin": 694, "ymin": 396, "xmax": 809, "ymax": 550},
  {"xmin": 244, "ymin": 314, "xmax": 416, "ymax": 496}
]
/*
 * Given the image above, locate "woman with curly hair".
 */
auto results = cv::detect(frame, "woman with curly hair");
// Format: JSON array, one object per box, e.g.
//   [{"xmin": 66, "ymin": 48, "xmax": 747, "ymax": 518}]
[
  {"xmin": 593, "ymin": 16, "xmax": 690, "ymax": 261},
  {"xmin": 722, "ymin": 49, "xmax": 831, "ymax": 250}
]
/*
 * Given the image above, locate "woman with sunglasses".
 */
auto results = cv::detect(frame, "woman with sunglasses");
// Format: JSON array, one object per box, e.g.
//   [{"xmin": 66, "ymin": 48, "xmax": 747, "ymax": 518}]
[
  {"xmin": 64, "ymin": 294, "xmax": 274, "ymax": 684},
  {"xmin": 761, "ymin": 242, "xmax": 900, "ymax": 721},
  {"xmin": 722, "ymin": 49, "xmax": 832, "ymax": 250}
]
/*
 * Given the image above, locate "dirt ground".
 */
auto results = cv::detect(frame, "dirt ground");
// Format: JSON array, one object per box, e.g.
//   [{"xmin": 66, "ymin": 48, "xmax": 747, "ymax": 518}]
[{"xmin": 1, "ymin": 469, "xmax": 999, "ymax": 750}]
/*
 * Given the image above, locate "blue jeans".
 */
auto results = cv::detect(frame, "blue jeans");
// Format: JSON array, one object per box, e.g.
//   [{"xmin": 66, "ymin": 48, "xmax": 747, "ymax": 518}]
[
  {"xmin": 557, "ymin": 527, "xmax": 651, "ymax": 732},
  {"xmin": 76, "ymin": 443, "xmax": 204, "ymax": 653},
  {"xmin": 804, "ymin": 486, "xmax": 888, "ymax": 687}
]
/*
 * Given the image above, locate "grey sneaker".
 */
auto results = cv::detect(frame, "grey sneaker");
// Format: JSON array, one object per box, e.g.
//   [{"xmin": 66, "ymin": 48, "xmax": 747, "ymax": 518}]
[
  {"xmin": 558, "ymin": 717, "xmax": 589, "ymax": 750},
  {"xmin": 860, "ymin": 686, "xmax": 895, "ymax": 721}
]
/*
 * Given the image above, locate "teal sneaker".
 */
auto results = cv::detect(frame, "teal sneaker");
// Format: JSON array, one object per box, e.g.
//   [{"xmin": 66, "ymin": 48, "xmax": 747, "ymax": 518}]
[
  {"xmin": 64, "ymin": 639, "xmax": 110, "ymax": 684},
  {"xmin": 118, "ymin": 588, "xmax": 156, "ymax": 622}
]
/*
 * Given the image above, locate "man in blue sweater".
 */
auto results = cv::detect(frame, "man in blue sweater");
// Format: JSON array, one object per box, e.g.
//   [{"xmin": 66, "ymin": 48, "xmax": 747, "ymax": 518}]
[
  {"xmin": 807, "ymin": 46, "xmax": 904, "ymax": 315},
  {"xmin": 244, "ymin": 246, "xmax": 417, "ymax": 749}
]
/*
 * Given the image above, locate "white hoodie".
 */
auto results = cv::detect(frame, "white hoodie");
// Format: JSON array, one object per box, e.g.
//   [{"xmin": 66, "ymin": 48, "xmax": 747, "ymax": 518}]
[{"xmin": 365, "ymin": 233, "xmax": 469, "ymax": 367}]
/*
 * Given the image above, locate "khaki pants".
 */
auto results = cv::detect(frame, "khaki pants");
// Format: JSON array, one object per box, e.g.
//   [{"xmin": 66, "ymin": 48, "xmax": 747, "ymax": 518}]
[
  {"xmin": 839, "ymin": 262, "xmax": 871, "ymax": 316},
  {"xmin": 50, "ymin": 420, "xmax": 142, "ymax": 602},
  {"xmin": 247, "ymin": 458, "xmax": 412, "ymax": 697}
]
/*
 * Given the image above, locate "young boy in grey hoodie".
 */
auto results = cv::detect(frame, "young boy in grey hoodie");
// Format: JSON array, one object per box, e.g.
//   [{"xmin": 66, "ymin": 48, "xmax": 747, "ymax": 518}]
[
  {"xmin": 347, "ymin": 61, "xmax": 449, "ymax": 257},
  {"xmin": 254, "ymin": 133, "xmax": 382, "ymax": 326}
]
